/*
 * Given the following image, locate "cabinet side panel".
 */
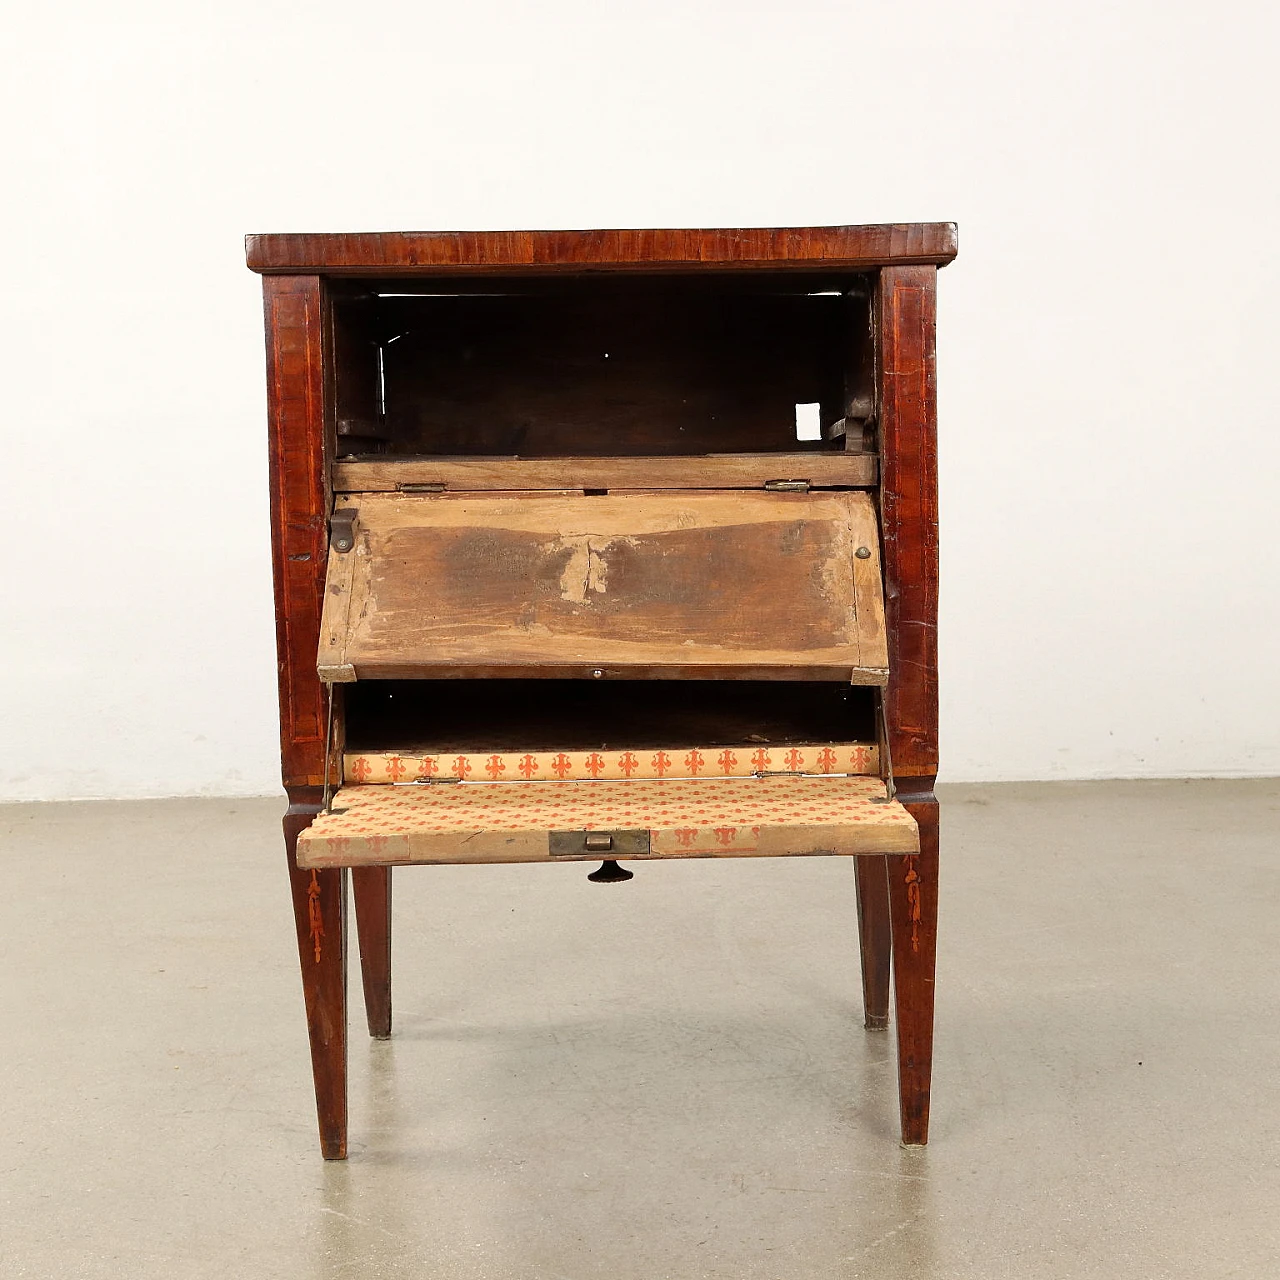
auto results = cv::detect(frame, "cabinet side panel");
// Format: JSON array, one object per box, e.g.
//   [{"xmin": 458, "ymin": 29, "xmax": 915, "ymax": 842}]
[
  {"xmin": 876, "ymin": 266, "xmax": 939, "ymax": 780},
  {"xmin": 264, "ymin": 275, "xmax": 329, "ymax": 787}
]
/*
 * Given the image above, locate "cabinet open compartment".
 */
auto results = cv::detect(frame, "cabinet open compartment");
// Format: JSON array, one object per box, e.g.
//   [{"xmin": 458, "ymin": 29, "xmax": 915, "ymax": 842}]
[
  {"xmin": 339, "ymin": 679, "xmax": 880, "ymax": 784},
  {"xmin": 328, "ymin": 272, "xmax": 877, "ymax": 480}
]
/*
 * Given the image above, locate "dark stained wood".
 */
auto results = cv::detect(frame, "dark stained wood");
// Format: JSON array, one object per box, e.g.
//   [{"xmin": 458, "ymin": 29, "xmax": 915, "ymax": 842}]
[
  {"xmin": 284, "ymin": 789, "xmax": 347, "ymax": 1159},
  {"xmin": 247, "ymin": 224, "xmax": 959, "ymax": 275},
  {"xmin": 343, "ymin": 679, "xmax": 877, "ymax": 754},
  {"xmin": 876, "ymin": 266, "xmax": 940, "ymax": 782},
  {"xmin": 264, "ymin": 276, "xmax": 330, "ymax": 788},
  {"xmin": 887, "ymin": 795, "xmax": 939, "ymax": 1146},
  {"xmin": 854, "ymin": 856, "xmax": 892, "ymax": 1031},
  {"xmin": 333, "ymin": 453, "xmax": 877, "ymax": 493},
  {"xmin": 351, "ymin": 868, "xmax": 392, "ymax": 1039},
  {"xmin": 364, "ymin": 289, "xmax": 851, "ymax": 455}
]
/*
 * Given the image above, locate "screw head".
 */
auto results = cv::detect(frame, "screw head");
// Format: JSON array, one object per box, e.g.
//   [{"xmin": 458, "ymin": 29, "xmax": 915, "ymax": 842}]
[
  {"xmin": 335, "ymin": 538, "xmax": 351, "ymax": 551},
  {"xmin": 855, "ymin": 546, "xmax": 871, "ymax": 559}
]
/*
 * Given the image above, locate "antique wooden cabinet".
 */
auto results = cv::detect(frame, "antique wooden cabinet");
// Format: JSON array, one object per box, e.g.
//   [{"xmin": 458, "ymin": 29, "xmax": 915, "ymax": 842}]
[{"xmin": 246, "ymin": 224, "xmax": 956, "ymax": 1158}]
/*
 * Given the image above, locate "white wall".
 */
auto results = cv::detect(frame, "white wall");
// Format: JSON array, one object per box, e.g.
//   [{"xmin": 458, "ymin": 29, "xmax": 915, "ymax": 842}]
[{"xmin": 2, "ymin": 0, "xmax": 1276, "ymax": 800}]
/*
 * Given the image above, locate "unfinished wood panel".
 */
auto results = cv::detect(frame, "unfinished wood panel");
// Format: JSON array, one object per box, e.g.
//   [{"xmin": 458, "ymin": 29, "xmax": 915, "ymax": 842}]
[
  {"xmin": 333, "ymin": 453, "xmax": 877, "ymax": 493},
  {"xmin": 318, "ymin": 491, "xmax": 889, "ymax": 683},
  {"xmin": 296, "ymin": 776, "xmax": 919, "ymax": 867},
  {"xmin": 317, "ymin": 521, "xmax": 358, "ymax": 683},
  {"xmin": 246, "ymin": 224, "xmax": 960, "ymax": 275}
]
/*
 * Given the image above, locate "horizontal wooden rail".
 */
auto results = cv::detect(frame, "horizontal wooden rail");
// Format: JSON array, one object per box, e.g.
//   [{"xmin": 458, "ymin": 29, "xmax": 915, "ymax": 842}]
[{"xmin": 333, "ymin": 453, "xmax": 877, "ymax": 493}]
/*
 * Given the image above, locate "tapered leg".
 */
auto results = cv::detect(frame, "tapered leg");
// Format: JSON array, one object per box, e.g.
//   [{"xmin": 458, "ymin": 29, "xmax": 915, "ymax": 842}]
[
  {"xmin": 352, "ymin": 867, "xmax": 392, "ymax": 1039},
  {"xmin": 887, "ymin": 800, "xmax": 939, "ymax": 1146},
  {"xmin": 285, "ymin": 798, "xmax": 348, "ymax": 1160},
  {"xmin": 854, "ymin": 855, "xmax": 892, "ymax": 1030}
]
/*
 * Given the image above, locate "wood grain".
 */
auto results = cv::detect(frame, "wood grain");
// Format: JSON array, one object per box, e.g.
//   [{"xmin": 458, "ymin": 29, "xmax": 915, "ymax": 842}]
[
  {"xmin": 888, "ymin": 796, "xmax": 939, "ymax": 1146},
  {"xmin": 284, "ymin": 789, "xmax": 347, "ymax": 1159},
  {"xmin": 855, "ymin": 856, "xmax": 892, "ymax": 1031},
  {"xmin": 317, "ymin": 491, "xmax": 889, "ymax": 683},
  {"xmin": 876, "ymin": 266, "xmax": 940, "ymax": 782},
  {"xmin": 264, "ymin": 276, "xmax": 330, "ymax": 786},
  {"xmin": 247, "ymin": 224, "xmax": 959, "ymax": 275},
  {"xmin": 351, "ymin": 867, "xmax": 391, "ymax": 1039},
  {"xmin": 333, "ymin": 453, "xmax": 876, "ymax": 493}
]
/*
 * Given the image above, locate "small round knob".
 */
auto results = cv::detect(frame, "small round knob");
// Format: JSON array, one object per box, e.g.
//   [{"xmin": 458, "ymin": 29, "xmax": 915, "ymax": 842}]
[{"xmin": 592, "ymin": 669, "xmax": 605, "ymax": 679}]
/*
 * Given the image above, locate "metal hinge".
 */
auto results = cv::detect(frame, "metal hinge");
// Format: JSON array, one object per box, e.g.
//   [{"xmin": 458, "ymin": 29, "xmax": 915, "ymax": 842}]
[
  {"xmin": 393, "ymin": 776, "xmax": 462, "ymax": 786},
  {"xmin": 763, "ymin": 479, "xmax": 810, "ymax": 492},
  {"xmin": 329, "ymin": 507, "xmax": 358, "ymax": 552},
  {"xmin": 752, "ymin": 769, "xmax": 856, "ymax": 779},
  {"xmin": 397, "ymin": 482, "xmax": 446, "ymax": 494}
]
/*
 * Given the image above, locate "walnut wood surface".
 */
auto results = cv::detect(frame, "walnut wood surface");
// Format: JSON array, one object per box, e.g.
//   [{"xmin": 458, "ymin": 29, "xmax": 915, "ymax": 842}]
[
  {"xmin": 351, "ymin": 867, "xmax": 391, "ymax": 1039},
  {"xmin": 247, "ymin": 224, "xmax": 958, "ymax": 275},
  {"xmin": 333, "ymin": 453, "xmax": 877, "ymax": 493},
  {"xmin": 264, "ymin": 276, "xmax": 330, "ymax": 788},
  {"xmin": 317, "ymin": 491, "xmax": 889, "ymax": 683},
  {"xmin": 855, "ymin": 857, "xmax": 892, "ymax": 1031},
  {"xmin": 876, "ymin": 266, "xmax": 940, "ymax": 782},
  {"xmin": 888, "ymin": 797, "xmax": 939, "ymax": 1146},
  {"xmin": 284, "ymin": 790, "xmax": 347, "ymax": 1159}
]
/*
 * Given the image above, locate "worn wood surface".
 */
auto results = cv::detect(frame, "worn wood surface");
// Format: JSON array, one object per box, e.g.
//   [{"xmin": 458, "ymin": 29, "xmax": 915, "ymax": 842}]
[
  {"xmin": 351, "ymin": 867, "xmax": 391, "ymax": 1039},
  {"xmin": 317, "ymin": 491, "xmax": 888, "ymax": 683},
  {"xmin": 297, "ymin": 776, "xmax": 919, "ymax": 867},
  {"xmin": 264, "ymin": 276, "xmax": 330, "ymax": 787},
  {"xmin": 247, "ymin": 224, "xmax": 959, "ymax": 275},
  {"xmin": 888, "ymin": 796, "xmax": 939, "ymax": 1145},
  {"xmin": 876, "ymin": 266, "xmax": 940, "ymax": 783},
  {"xmin": 284, "ymin": 789, "xmax": 347, "ymax": 1158},
  {"xmin": 333, "ymin": 453, "xmax": 876, "ymax": 493},
  {"xmin": 855, "ymin": 856, "xmax": 892, "ymax": 1032}
]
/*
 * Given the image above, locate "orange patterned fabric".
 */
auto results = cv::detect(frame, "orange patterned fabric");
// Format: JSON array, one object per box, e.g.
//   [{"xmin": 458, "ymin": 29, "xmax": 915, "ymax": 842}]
[
  {"xmin": 342, "ymin": 742, "xmax": 879, "ymax": 784},
  {"xmin": 297, "ymin": 775, "xmax": 918, "ymax": 867}
]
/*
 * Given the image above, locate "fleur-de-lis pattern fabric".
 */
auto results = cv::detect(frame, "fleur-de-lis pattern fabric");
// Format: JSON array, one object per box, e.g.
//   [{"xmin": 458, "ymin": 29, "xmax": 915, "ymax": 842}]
[
  {"xmin": 341, "ymin": 743, "xmax": 878, "ymax": 785},
  {"xmin": 296, "ymin": 775, "xmax": 917, "ymax": 867}
]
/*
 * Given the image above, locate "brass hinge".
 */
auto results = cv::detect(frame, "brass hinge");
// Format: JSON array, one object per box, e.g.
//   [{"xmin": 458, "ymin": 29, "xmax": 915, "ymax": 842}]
[{"xmin": 763, "ymin": 479, "xmax": 810, "ymax": 492}]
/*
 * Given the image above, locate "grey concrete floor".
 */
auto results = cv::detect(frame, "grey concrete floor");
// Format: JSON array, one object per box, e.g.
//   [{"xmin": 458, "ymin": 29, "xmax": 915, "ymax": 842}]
[{"xmin": 1, "ymin": 781, "xmax": 1278, "ymax": 1279}]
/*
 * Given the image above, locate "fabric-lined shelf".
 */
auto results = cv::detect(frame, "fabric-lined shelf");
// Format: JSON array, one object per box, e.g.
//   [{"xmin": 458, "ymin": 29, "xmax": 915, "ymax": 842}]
[{"xmin": 297, "ymin": 775, "xmax": 919, "ymax": 867}]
